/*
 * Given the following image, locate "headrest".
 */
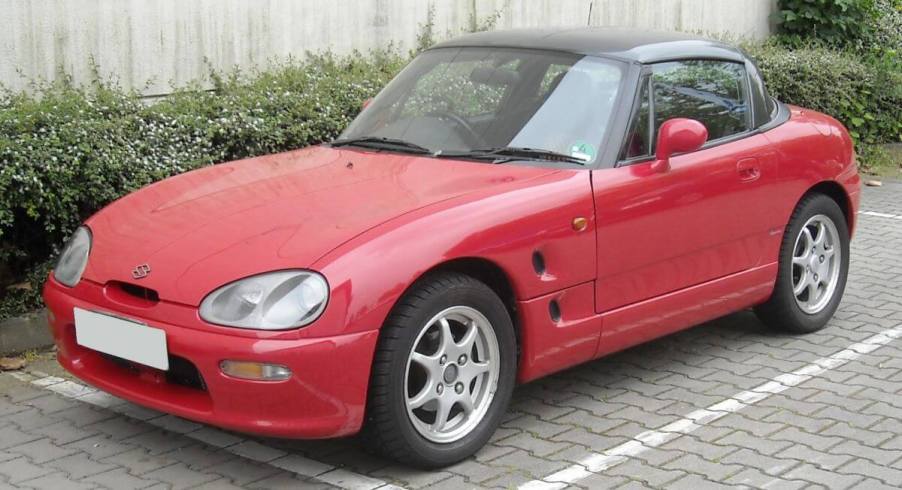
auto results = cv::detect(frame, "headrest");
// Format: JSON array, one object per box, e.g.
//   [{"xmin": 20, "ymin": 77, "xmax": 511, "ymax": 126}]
[{"xmin": 470, "ymin": 66, "xmax": 521, "ymax": 87}]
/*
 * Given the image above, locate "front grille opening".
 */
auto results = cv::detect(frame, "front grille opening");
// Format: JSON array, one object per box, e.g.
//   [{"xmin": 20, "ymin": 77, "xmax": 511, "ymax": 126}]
[
  {"xmin": 117, "ymin": 282, "xmax": 160, "ymax": 302},
  {"xmin": 101, "ymin": 353, "xmax": 206, "ymax": 392}
]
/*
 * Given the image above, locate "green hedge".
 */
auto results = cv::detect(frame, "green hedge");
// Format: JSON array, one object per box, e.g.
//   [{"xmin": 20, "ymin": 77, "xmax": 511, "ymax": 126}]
[
  {"xmin": 746, "ymin": 41, "xmax": 902, "ymax": 145},
  {"xmin": 0, "ymin": 52, "xmax": 405, "ymax": 318},
  {"xmin": 0, "ymin": 39, "xmax": 900, "ymax": 319}
]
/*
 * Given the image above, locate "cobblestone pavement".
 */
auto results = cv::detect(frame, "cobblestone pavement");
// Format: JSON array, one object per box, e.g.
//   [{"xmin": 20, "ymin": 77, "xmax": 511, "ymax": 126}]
[{"xmin": 2, "ymin": 181, "xmax": 901, "ymax": 490}]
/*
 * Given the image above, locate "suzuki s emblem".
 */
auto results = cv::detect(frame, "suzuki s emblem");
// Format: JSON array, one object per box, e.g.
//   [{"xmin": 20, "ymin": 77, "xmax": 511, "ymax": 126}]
[{"xmin": 132, "ymin": 264, "xmax": 151, "ymax": 279}]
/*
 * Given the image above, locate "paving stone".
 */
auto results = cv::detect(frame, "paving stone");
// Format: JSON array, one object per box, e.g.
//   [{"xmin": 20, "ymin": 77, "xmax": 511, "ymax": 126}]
[
  {"xmin": 0, "ymin": 457, "xmax": 56, "ymax": 484},
  {"xmin": 22, "ymin": 394, "xmax": 80, "ymax": 415},
  {"xmin": 568, "ymin": 473, "xmax": 631, "ymax": 489},
  {"xmin": 54, "ymin": 404, "xmax": 116, "ymax": 427},
  {"xmin": 662, "ymin": 454, "xmax": 745, "ymax": 481},
  {"xmin": 147, "ymin": 415, "xmax": 202, "ymax": 435},
  {"xmin": 372, "ymin": 464, "xmax": 454, "ymax": 487},
  {"xmin": 723, "ymin": 467, "xmax": 808, "ymax": 489},
  {"xmin": 849, "ymin": 478, "xmax": 902, "ymax": 490},
  {"xmin": 783, "ymin": 463, "xmax": 864, "ymax": 489},
  {"xmin": 770, "ymin": 427, "xmax": 846, "ymax": 452},
  {"xmin": 16, "ymin": 471, "xmax": 97, "ymax": 490},
  {"xmin": 83, "ymin": 415, "xmax": 154, "ymax": 441},
  {"xmin": 607, "ymin": 458, "xmax": 689, "ymax": 487},
  {"xmin": 550, "ymin": 427, "xmax": 628, "ymax": 451},
  {"xmin": 0, "ymin": 425, "xmax": 41, "ymax": 450},
  {"xmin": 658, "ymin": 434, "xmax": 740, "ymax": 462},
  {"xmin": 7, "ymin": 438, "xmax": 78, "ymax": 464},
  {"xmin": 189, "ymin": 427, "xmax": 244, "ymax": 449},
  {"xmin": 120, "ymin": 429, "xmax": 194, "ymax": 456},
  {"xmin": 419, "ymin": 474, "xmax": 474, "ymax": 490},
  {"xmin": 31, "ymin": 420, "xmax": 101, "ymax": 445},
  {"xmin": 81, "ymin": 468, "xmax": 162, "ymax": 489},
  {"xmin": 99, "ymin": 448, "xmax": 176, "ymax": 475},
  {"xmin": 63, "ymin": 434, "xmax": 135, "ymax": 459},
  {"xmin": 775, "ymin": 443, "xmax": 854, "ymax": 471},
  {"xmin": 142, "ymin": 462, "xmax": 219, "ymax": 489},
  {"xmin": 495, "ymin": 432, "xmax": 573, "ymax": 457},
  {"xmin": 44, "ymin": 453, "xmax": 117, "ymax": 479},
  {"xmin": 836, "ymin": 458, "xmax": 902, "ymax": 487},
  {"xmin": 487, "ymin": 449, "xmax": 569, "ymax": 479},
  {"xmin": 1, "ymin": 408, "xmax": 59, "ymax": 432},
  {"xmin": 163, "ymin": 444, "xmax": 235, "ymax": 470},
  {"xmin": 667, "ymin": 473, "xmax": 738, "ymax": 490},
  {"xmin": 205, "ymin": 458, "xmax": 281, "ymax": 486},
  {"xmin": 501, "ymin": 414, "xmax": 570, "ymax": 439},
  {"xmin": 245, "ymin": 472, "xmax": 335, "ymax": 489}
]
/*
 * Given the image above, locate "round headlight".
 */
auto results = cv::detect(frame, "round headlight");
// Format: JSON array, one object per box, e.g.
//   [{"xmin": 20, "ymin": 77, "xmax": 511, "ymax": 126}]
[
  {"xmin": 53, "ymin": 226, "xmax": 92, "ymax": 287},
  {"xmin": 199, "ymin": 270, "xmax": 329, "ymax": 330}
]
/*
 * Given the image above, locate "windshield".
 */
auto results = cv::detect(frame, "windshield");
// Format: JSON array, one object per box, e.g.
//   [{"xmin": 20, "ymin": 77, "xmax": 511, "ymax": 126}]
[{"xmin": 338, "ymin": 47, "xmax": 625, "ymax": 164}]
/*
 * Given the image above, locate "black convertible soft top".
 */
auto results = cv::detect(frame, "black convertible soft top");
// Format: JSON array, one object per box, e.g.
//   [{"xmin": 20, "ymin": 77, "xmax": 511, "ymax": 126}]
[{"xmin": 431, "ymin": 27, "xmax": 748, "ymax": 64}]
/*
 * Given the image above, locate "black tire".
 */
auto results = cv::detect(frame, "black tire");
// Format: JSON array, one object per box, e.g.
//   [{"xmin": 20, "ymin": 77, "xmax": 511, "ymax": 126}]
[
  {"xmin": 754, "ymin": 193, "xmax": 850, "ymax": 333},
  {"xmin": 362, "ymin": 272, "xmax": 517, "ymax": 468}
]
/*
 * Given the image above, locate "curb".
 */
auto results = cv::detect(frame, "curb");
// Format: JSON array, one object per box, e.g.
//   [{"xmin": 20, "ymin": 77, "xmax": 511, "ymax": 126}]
[{"xmin": 0, "ymin": 309, "xmax": 54, "ymax": 356}]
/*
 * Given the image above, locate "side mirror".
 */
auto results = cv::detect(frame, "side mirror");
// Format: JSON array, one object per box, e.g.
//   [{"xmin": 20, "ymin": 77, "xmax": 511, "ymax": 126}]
[
  {"xmin": 650, "ymin": 118, "xmax": 708, "ymax": 173},
  {"xmin": 361, "ymin": 97, "xmax": 373, "ymax": 110}
]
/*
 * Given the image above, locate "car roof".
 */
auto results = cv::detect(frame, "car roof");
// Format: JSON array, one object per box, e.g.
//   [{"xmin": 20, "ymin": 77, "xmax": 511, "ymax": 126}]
[{"xmin": 430, "ymin": 27, "xmax": 748, "ymax": 64}]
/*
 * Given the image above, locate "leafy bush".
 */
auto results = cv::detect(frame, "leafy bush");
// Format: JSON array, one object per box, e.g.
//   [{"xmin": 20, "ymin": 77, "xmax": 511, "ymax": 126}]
[
  {"xmin": 776, "ymin": 0, "xmax": 879, "ymax": 46},
  {"xmin": 746, "ymin": 41, "xmax": 901, "ymax": 145},
  {"xmin": 873, "ymin": 0, "xmax": 902, "ymax": 53},
  {"xmin": 0, "ymin": 51, "xmax": 406, "ymax": 319}
]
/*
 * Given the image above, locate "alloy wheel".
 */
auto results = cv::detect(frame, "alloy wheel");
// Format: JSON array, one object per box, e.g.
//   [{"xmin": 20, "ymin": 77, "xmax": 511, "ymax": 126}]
[
  {"xmin": 403, "ymin": 306, "xmax": 501, "ymax": 444},
  {"xmin": 791, "ymin": 214, "xmax": 841, "ymax": 314}
]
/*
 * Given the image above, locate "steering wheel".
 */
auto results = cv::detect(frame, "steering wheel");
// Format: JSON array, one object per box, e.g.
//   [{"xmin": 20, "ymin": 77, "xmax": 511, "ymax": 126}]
[{"xmin": 426, "ymin": 111, "xmax": 486, "ymax": 148}]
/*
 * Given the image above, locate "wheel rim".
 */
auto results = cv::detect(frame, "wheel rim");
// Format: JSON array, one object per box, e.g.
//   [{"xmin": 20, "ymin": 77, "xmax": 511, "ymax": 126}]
[
  {"xmin": 403, "ymin": 306, "xmax": 501, "ymax": 444},
  {"xmin": 791, "ymin": 214, "xmax": 842, "ymax": 314}
]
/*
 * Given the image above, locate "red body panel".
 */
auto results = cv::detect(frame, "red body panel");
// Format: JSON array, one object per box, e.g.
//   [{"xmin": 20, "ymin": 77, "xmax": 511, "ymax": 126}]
[{"xmin": 44, "ymin": 105, "xmax": 859, "ymax": 438}]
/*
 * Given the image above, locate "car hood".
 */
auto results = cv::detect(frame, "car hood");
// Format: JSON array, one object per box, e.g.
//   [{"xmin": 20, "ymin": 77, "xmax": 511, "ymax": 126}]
[{"xmin": 83, "ymin": 145, "xmax": 556, "ymax": 306}]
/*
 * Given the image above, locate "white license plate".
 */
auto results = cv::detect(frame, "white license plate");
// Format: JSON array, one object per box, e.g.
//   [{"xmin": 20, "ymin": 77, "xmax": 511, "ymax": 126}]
[{"xmin": 74, "ymin": 308, "xmax": 169, "ymax": 370}]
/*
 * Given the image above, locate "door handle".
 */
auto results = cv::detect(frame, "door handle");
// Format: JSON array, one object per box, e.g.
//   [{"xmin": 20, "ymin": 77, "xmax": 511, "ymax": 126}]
[{"xmin": 737, "ymin": 158, "xmax": 761, "ymax": 182}]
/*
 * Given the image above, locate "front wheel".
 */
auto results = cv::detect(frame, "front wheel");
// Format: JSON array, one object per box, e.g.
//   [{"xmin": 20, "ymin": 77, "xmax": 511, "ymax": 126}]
[
  {"xmin": 363, "ymin": 272, "xmax": 516, "ymax": 468},
  {"xmin": 755, "ymin": 193, "xmax": 850, "ymax": 333}
]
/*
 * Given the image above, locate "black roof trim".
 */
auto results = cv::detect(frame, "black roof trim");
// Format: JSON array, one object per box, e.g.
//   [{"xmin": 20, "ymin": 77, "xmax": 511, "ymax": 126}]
[{"xmin": 431, "ymin": 27, "xmax": 748, "ymax": 64}]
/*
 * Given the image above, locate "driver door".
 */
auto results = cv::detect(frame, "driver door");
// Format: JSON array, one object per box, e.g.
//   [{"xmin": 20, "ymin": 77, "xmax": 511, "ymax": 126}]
[{"xmin": 592, "ymin": 60, "xmax": 778, "ymax": 315}]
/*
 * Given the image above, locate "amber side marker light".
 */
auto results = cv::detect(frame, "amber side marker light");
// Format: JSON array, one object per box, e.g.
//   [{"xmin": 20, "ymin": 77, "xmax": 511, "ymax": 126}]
[
  {"xmin": 572, "ymin": 217, "xmax": 588, "ymax": 232},
  {"xmin": 220, "ymin": 360, "xmax": 292, "ymax": 381}
]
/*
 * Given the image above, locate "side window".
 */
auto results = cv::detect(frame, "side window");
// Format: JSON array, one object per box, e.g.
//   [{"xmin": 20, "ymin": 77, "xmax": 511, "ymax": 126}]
[
  {"xmin": 651, "ymin": 60, "xmax": 750, "ymax": 141},
  {"xmin": 620, "ymin": 77, "xmax": 651, "ymax": 160}
]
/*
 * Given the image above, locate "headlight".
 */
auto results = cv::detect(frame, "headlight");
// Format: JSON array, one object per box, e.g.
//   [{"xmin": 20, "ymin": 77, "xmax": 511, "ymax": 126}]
[
  {"xmin": 199, "ymin": 270, "xmax": 329, "ymax": 330},
  {"xmin": 53, "ymin": 226, "xmax": 92, "ymax": 287}
]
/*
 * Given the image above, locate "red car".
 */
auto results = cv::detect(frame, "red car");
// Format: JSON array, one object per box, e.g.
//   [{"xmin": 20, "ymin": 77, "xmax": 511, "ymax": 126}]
[{"xmin": 44, "ymin": 28, "xmax": 860, "ymax": 467}]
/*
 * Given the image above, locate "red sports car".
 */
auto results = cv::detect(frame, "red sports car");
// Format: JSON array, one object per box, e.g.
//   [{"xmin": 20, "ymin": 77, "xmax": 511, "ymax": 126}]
[{"xmin": 44, "ymin": 28, "xmax": 860, "ymax": 467}]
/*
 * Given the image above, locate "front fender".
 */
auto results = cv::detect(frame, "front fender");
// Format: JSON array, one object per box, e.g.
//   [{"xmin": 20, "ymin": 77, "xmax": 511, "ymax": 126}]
[{"xmin": 306, "ymin": 169, "xmax": 596, "ymax": 339}]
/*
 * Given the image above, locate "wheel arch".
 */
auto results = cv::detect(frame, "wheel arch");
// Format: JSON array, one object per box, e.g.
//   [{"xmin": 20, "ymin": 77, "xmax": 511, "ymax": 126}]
[
  {"xmin": 801, "ymin": 180, "xmax": 854, "ymax": 233},
  {"xmin": 414, "ymin": 257, "xmax": 521, "ymax": 354}
]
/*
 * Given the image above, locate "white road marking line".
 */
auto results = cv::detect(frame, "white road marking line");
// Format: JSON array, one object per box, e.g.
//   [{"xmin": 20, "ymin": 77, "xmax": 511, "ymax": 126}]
[
  {"xmin": 859, "ymin": 210, "xmax": 902, "ymax": 220},
  {"xmin": 8, "ymin": 371, "xmax": 404, "ymax": 490},
  {"xmin": 518, "ymin": 324, "xmax": 902, "ymax": 490}
]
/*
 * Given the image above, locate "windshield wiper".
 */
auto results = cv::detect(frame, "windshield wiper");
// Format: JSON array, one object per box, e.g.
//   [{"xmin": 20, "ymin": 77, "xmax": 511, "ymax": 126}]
[
  {"xmin": 436, "ymin": 146, "xmax": 588, "ymax": 165},
  {"xmin": 330, "ymin": 136, "xmax": 432, "ymax": 154}
]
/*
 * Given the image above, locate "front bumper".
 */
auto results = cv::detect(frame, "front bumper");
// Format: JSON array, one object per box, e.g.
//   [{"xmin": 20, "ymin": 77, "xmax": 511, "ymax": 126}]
[{"xmin": 43, "ymin": 277, "xmax": 378, "ymax": 439}]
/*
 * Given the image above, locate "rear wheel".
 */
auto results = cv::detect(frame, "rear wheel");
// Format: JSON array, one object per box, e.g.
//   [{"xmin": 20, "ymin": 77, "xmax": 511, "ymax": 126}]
[
  {"xmin": 363, "ymin": 272, "xmax": 516, "ymax": 468},
  {"xmin": 755, "ymin": 194, "xmax": 849, "ymax": 333}
]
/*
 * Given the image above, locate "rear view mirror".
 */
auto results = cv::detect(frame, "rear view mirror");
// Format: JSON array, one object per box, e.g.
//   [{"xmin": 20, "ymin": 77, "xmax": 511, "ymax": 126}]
[{"xmin": 651, "ymin": 118, "xmax": 708, "ymax": 173}]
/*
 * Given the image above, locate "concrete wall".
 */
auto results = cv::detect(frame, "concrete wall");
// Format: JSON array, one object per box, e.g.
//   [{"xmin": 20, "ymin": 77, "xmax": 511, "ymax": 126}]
[{"xmin": 0, "ymin": 0, "xmax": 777, "ymax": 96}]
